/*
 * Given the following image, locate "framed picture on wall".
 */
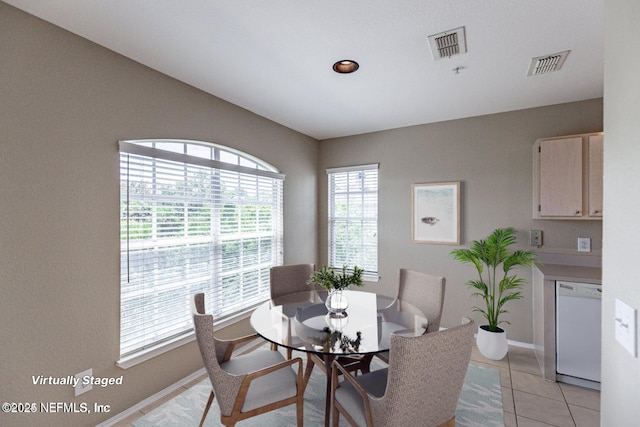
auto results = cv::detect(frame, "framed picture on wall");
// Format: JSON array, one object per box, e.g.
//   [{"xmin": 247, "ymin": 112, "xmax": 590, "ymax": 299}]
[{"xmin": 412, "ymin": 181, "xmax": 460, "ymax": 244}]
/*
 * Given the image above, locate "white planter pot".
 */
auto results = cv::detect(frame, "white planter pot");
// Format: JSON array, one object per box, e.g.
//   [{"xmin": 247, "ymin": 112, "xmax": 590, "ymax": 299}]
[{"xmin": 476, "ymin": 325, "xmax": 508, "ymax": 360}]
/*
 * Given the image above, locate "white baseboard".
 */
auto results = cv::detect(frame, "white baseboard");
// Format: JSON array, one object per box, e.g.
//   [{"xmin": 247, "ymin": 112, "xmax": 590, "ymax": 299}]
[
  {"xmin": 95, "ymin": 367, "xmax": 207, "ymax": 427},
  {"xmin": 506, "ymin": 339, "xmax": 534, "ymax": 349}
]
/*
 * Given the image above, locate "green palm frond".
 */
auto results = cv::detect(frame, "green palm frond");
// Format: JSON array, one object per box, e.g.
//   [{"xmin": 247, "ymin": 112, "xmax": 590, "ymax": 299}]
[
  {"xmin": 466, "ymin": 279, "xmax": 489, "ymax": 294},
  {"xmin": 451, "ymin": 248, "xmax": 484, "ymax": 274},
  {"xmin": 499, "ymin": 276, "xmax": 525, "ymax": 293}
]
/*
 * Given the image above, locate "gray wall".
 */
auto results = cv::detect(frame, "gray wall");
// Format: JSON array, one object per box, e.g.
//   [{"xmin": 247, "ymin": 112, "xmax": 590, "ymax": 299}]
[
  {"xmin": 601, "ymin": 0, "xmax": 640, "ymax": 424},
  {"xmin": 0, "ymin": 4, "xmax": 317, "ymax": 426},
  {"xmin": 318, "ymin": 99, "xmax": 603, "ymax": 343}
]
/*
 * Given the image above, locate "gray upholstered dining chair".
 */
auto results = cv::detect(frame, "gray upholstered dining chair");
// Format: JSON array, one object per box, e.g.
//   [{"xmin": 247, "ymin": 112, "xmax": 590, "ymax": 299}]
[
  {"xmin": 190, "ymin": 293, "xmax": 304, "ymax": 427},
  {"xmin": 375, "ymin": 268, "xmax": 446, "ymax": 363},
  {"xmin": 269, "ymin": 263, "xmax": 316, "ymax": 358},
  {"xmin": 397, "ymin": 268, "xmax": 446, "ymax": 333},
  {"xmin": 331, "ymin": 317, "xmax": 475, "ymax": 427},
  {"xmin": 270, "ymin": 263, "xmax": 317, "ymax": 301}
]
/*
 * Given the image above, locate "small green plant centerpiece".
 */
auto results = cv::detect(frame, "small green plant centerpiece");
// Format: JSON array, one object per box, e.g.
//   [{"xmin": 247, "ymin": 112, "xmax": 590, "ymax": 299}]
[
  {"xmin": 307, "ymin": 265, "xmax": 364, "ymax": 318},
  {"xmin": 450, "ymin": 227, "xmax": 539, "ymax": 359},
  {"xmin": 312, "ymin": 328, "xmax": 363, "ymax": 353}
]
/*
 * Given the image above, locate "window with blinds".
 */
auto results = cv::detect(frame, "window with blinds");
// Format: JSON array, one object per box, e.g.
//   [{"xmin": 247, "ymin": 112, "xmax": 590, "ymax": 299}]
[
  {"xmin": 119, "ymin": 139, "xmax": 284, "ymax": 358},
  {"xmin": 327, "ymin": 164, "xmax": 378, "ymax": 281}
]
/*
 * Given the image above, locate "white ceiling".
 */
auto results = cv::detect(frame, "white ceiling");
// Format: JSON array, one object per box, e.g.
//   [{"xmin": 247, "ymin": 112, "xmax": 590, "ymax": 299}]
[{"xmin": 6, "ymin": 0, "xmax": 604, "ymax": 140}]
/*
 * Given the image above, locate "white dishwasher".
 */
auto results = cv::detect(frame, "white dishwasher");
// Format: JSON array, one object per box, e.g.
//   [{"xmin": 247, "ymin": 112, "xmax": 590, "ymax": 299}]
[{"xmin": 555, "ymin": 281, "xmax": 602, "ymax": 389}]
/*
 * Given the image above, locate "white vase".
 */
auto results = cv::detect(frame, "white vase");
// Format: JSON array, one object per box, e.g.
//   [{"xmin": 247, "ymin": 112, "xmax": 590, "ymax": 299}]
[
  {"xmin": 476, "ymin": 325, "xmax": 508, "ymax": 360},
  {"xmin": 325, "ymin": 289, "xmax": 348, "ymax": 318}
]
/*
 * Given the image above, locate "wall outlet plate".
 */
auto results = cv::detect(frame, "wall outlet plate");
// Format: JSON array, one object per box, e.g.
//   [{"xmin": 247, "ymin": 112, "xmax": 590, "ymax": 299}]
[
  {"xmin": 577, "ymin": 237, "xmax": 591, "ymax": 252},
  {"xmin": 74, "ymin": 368, "xmax": 92, "ymax": 396},
  {"xmin": 615, "ymin": 298, "xmax": 637, "ymax": 357},
  {"xmin": 530, "ymin": 230, "xmax": 542, "ymax": 246}
]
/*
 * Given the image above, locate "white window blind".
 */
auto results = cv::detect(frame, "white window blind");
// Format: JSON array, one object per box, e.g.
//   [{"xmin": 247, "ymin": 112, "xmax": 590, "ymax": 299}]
[
  {"xmin": 119, "ymin": 140, "xmax": 284, "ymax": 357},
  {"xmin": 327, "ymin": 164, "xmax": 378, "ymax": 279}
]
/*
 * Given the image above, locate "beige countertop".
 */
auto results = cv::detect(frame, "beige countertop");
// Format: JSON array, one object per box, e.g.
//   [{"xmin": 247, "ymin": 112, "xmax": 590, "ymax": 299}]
[{"xmin": 535, "ymin": 263, "xmax": 602, "ymax": 284}]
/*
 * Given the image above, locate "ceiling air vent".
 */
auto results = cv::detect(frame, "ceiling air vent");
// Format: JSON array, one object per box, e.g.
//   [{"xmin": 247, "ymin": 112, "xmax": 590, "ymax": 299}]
[
  {"xmin": 428, "ymin": 27, "xmax": 467, "ymax": 60},
  {"xmin": 527, "ymin": 50, "xmax": 570, "ymax": 76}
]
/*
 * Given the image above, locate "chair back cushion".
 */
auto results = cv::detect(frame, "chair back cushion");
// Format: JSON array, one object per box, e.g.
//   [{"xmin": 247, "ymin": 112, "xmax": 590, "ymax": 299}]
[
  {"xmin": 371, "ymin": 317, "xmax": 475, "ymax": 426},
  {"xmin": 190, "ymin": 294, "xmax": 244, "ymax": 415},
  {"xmin": 397, "ymin": 268, "xmax": 446, "ymax": 333},
  {"xmin": 269, "ymin": 263, "xmax": 316, "ymax": 300}
]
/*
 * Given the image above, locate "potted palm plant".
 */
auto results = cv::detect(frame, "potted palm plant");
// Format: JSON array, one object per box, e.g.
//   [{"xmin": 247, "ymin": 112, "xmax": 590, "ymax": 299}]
[{"xmin": 450, "ymin": 227, "xmax": 539, "ymax": 359}]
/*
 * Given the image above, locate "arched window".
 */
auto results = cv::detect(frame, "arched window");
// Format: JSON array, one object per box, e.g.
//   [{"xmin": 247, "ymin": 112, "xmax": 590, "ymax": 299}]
[{"xmin": 118, "ymin": 139, "xmax": 284, "ymax": 360}]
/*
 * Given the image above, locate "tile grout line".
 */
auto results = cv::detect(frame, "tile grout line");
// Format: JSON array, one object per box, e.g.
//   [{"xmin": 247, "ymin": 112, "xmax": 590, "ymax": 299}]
[{"xmin": 506, "ymin": 352, "xmax": 519, "ymax": 427}]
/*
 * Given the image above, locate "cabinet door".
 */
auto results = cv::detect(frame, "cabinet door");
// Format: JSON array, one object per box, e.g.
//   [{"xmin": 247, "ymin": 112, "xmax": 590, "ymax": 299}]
[
  {"xmin": 588, "ymin": 135, "xmax": 603, "ymax": 217},
  {"xmin": 539, "ymin": 137, "xmax": 583, "ymax": 217}
]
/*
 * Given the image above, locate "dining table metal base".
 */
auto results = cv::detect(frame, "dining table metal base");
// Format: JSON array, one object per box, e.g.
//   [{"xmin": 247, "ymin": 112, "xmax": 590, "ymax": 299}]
[{"xmin": 303, "ymin": 353, "xmax": 375, "ymax": 427}]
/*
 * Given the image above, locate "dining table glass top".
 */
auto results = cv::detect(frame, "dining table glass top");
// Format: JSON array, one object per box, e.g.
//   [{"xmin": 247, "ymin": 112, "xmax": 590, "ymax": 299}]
[{"xmin": 250, "ymin": 289, "xmax": 428, "ymax": 356}]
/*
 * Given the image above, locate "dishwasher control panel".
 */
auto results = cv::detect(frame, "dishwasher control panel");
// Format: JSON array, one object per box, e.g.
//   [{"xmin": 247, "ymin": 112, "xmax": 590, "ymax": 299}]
[{"xmin": 556, "ymin": 281, "xmax": 602, "ymax": 298}]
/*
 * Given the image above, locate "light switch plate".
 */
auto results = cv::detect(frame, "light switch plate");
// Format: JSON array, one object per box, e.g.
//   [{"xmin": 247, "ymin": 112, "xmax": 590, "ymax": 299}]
[{"xmin": 615, "ymin": 298, "xmax": 637, "ymax": 357}]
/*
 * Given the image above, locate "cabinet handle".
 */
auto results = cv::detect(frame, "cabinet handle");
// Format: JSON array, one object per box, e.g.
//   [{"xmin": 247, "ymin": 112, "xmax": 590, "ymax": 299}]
[
  {"xmin": 575, "ymin": 210, "xmax": 581, "ymax": 215},
  {"xmin": 592, "ymin": 210, "xmax": 601, "ymax": 215}
]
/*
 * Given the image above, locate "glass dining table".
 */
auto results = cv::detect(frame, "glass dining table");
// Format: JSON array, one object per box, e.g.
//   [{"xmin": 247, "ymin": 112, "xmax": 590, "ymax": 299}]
[{"xmin": 250, "ymin": 289, "xmax": 428, "ymax": 426}]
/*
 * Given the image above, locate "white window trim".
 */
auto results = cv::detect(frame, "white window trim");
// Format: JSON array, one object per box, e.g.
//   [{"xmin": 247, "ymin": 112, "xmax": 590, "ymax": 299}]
[
  {"xmin": 325, "ymin": 163, "xmax": 379, "ymax": 174},
  {"xmin": 361, "ymin": 272, "xmax": 380, "ymax": 283}
]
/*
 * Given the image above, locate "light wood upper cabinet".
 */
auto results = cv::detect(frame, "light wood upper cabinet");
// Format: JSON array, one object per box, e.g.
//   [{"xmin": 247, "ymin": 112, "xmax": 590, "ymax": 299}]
[
  {"xmin": 538, "ymin": 137, "xmax": 583, "ymax": 217},
  {"xmin": 533, "ymin": 132, "xmax": 603, "ymax": 220},
  {"xmin": 588, "ymin": 135, "xmax": 603, "ymax": 217}
]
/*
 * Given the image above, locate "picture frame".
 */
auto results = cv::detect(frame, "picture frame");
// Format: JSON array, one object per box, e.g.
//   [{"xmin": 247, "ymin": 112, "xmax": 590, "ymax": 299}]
[{"xmin": 411, "ymin": 181, "xmax": 460, "ymax": 244}]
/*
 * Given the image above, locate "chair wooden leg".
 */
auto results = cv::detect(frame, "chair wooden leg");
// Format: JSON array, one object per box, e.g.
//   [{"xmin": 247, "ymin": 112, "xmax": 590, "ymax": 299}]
[
  {"xmin": 303, "ymin": 357, "xmax": 316, "ymax": 389},
  {"xmin": 437, "ymin": 416, "xmax": 456, "ymax": 427},
  {"xmin": 287, "ymin": 347, "xmax": 293, "ymax": 359},
  {"xmin": 296, "ymin": 395, "xmax": 304, "ymax": 427},
  {"xmin": 199, "ymin": 390, "xmax": 215, "ymax": 427},
  {"xmin": 332, "ymin": 404, "xmax": 340, "ymax": 427}
]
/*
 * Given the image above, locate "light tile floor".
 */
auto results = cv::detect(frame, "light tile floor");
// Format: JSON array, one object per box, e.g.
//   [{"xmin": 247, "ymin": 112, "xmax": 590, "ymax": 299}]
[
  {"xmin": 113, "ymin": 344, "xmax": 601, "ymax": 427},
  {"xmin": 110, "ymin": 374, "xmax": 209, "ymax": 427},
  {"xmin": 470, "ymin": 345, "xmax": 601, "ymax": 427}
]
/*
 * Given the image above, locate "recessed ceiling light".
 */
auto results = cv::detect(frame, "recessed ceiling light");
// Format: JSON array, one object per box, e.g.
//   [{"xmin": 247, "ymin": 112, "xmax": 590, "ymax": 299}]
[{"xmin": 333, "ymin": 60, "xmax": 359, "ymax": 74}]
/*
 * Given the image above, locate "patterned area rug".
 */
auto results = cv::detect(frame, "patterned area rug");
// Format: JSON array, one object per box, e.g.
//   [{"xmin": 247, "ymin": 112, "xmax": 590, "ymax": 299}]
[{"xmin": 133, "ymin": 350, "xmax": 503, "ymax": 427}]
